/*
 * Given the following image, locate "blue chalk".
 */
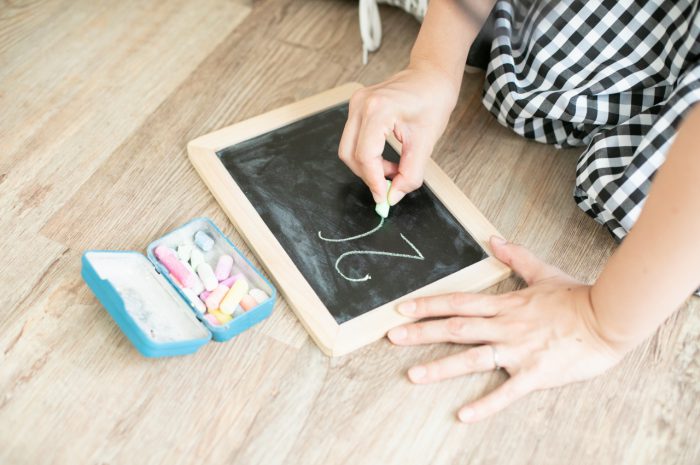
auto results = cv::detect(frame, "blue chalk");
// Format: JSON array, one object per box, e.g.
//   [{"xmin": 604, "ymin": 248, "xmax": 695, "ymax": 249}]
[{"xmin": 193, "ymin": 230, "xmax": 215, "ymax": 251}]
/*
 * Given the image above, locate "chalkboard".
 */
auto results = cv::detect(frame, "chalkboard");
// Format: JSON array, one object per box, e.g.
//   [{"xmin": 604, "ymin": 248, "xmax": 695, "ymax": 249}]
[
  {"xmin": 189, "ymin": 83, "xmax": 509, "ymax": 355},
  {"xmin": 217, "ymin": 104, "xmax": 487, "ymax": 324}
]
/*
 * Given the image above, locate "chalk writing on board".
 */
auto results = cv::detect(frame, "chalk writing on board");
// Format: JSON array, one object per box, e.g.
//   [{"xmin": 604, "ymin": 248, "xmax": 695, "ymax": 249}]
[
  {"xmin": 317, "ymin": 218, "xmax": 425, "ymax": 282},
  {"xmin": 318, "ymin": 217, "xmax": 385, "ymax": 242}
]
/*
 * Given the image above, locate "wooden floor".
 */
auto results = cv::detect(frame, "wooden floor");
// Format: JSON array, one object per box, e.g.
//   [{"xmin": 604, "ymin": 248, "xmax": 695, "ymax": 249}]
[{"xmin": 1, "ymin": 1, "xmax": 699, "ymax": 463}]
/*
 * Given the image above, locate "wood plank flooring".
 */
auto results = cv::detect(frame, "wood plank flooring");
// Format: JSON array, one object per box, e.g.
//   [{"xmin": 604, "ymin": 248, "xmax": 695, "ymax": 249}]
[{"xmin": 1, "ymin": 1, "xmax": 698, "ymax": 464}]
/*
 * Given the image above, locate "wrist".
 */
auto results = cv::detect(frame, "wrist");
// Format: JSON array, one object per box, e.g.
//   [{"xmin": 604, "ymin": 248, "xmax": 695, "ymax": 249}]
[
  {"xmin": 588, "ymin": 283, "xmax": 647, "ymax": 354},
  {"xmin": 406, "ymin": 57, "xmax": 461, "ymax": 106}
]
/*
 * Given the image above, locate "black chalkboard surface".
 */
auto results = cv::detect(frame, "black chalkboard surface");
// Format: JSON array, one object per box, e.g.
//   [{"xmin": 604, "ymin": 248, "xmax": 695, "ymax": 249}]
[{"xmin": 217, "ymin": 104, "xmax": 487, "ymax": 324}]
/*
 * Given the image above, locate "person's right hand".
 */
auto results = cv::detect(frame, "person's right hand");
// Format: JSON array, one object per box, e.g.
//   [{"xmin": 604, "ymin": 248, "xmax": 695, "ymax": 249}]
[{"xmin": 339, "ymin": 64, "xmax": 460, "ymax": 206}]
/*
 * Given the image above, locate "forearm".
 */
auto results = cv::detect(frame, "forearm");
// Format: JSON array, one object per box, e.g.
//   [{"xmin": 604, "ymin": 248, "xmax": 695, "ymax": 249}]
[
  {"xmin": 591, "ymin": 104, "xmax": 700, "ymax": 350},
  {"xmin": 409, "ymin": 0, "xmax": 494, "ymax": 94}
]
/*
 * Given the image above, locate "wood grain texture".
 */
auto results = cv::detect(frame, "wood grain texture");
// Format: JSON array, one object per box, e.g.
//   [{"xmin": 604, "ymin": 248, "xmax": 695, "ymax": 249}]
[{"xmin": 1, "ymin": 0, "xmax": 698, "ymax": 464}]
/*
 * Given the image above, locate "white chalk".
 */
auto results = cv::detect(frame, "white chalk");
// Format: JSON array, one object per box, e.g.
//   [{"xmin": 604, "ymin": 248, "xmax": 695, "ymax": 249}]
[
  {"xmin": 190, "ymin": 248, "xmax": 205, "ymax": 269},
  {"xmin": 177, "ymin": 243, "xmax": 193, "ymax": 262},
  {"xmin": 181, "ymin": 288, "xmax": 206, "ymax": 315},
  {"xmin": 196, "ymin": 262, "xmax": 218, "ymax": 292},
  {"xmin": 232, "ymin": 305, "xmax": 245, "ymax": 318},
  {"xmin": 249, "ymin": 288, "xmax": 270, "ymax": 304}
]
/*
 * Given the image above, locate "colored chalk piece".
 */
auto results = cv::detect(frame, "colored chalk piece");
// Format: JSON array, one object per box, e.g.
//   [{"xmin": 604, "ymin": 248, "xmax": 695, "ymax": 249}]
[
  {"xmin": 205, "ymin": 284, "xmax": 229, "ymax": 311},
  {"xmin": 215, "ymin": 255, "xmax": 234, "ymax": 281},
  {"xmin": 209, "ymin": 310, "xmax": 232, "ymax": 325},
  {"xmin": 154, "ymin": 245, "xmax": 198, "ymax": 289},
  {"xmin": 220, "ymin": 272, "xmax": 244, "ymax": 288},
  {"xmin": 196, "ymin": 263, "xmax": 218, "ymax": 292},
  {"xmin": 177, "ymin": 244, "xmax": 193, "ymax": 262},
  {"xmin": 249, "ymin": 288, "xmax": 269, "ymax": 304},
  {"xmin": 205, "ymin": 313, "xmax": 220, "ymax": 326},
  {"xmin": 220, "ymin": 278, "xmax": 249, "ymax": 315},
  {"xmin": 181, "ymin": 288, "xmax": 206, "ymax": 315},
  {"xmin": 240, "ymin": 294, "xmax": 257, "ymax": 311},
  {"xmin": 190, "ymin": 248, "xmax": 205, "ymax": 269},
  {"xmin": 374, "ymin": 179, "xmax": 392, "ymax": 218},
  {"xmin": 182, "ymin": 260, "xmax": 205, "ymax": 294},
  {"xmin": 194, "ymin": 230, "xmax": 215, "ymax": 251}
]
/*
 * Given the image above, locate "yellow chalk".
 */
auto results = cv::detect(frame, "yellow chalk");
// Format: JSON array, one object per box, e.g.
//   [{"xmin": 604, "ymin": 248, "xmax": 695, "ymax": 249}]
[
  {"xmin": 220, "ymin": 277, "xmax": 249, "ymax": 315},
  {"xmin": 209, "ymin": 310, "xmax": 232, "ymax": 325}
]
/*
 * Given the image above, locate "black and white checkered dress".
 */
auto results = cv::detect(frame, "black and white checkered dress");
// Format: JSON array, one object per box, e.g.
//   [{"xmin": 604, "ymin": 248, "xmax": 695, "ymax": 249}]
[{"xmin": 479, "ymin": 0, "xmax": 700, "ymax": 240}]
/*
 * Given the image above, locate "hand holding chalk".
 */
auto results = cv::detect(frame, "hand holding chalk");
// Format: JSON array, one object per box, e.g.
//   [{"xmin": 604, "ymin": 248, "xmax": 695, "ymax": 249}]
[{"xmin": 338, "ymin": 67, "xmax": 458, "ymax": 206}]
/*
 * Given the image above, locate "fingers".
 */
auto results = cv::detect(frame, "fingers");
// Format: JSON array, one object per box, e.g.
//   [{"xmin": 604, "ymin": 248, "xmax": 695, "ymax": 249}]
[
  {"xmin": 397, "ymin": 292, "xmax": 504, "ymax": 318},
  {"xmin": 457, "ymin": 373, "xmax": 535, "ymax": 423},
  {"xmin": 489, "ymin": 236, "xmax": 563, "ymax": 285},
  {"xmin": 339, "ymin": 89, "xmax": 430, "ymax": 206},
  {"xmin": 382, "ymin": 159, "xmax": 399, "ymax": 178},
  {"xmin": 339, "ymin": 93, "xmax": 389, "ymax": 203},
  {"xmin": 339, "ymin": 90, "xmax": 396, "ymax": 203},
  {"xmin": 387, "ymin": 317, "xmax": 501, "ymax": 346},
  {"xmin": 389, "ymin": 132, "xmax": 430, "ymax": 205},
  {"xmin": 407, "ymin": 345, "xmax": 498, "ymax": 384},
  {"xmin": 338, "ymin": 96, "xmax": 363, "ymax": 176},
  {"xmin": 355, "ymin": 110, "xmax": 393, "ymax": 203}
]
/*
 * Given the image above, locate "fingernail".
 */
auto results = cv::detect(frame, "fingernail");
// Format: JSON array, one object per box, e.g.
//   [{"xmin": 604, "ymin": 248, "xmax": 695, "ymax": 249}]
[
  {"xmin": 458, "ymin": 408, "xmax": 475, "ymax": 423},
  {"xmin": 491, "ymin": 236, "xmax": 507, "ymax": 246},
  {"xmin": 388, "ymin": 327, "xmax": 407, "ymax": 342},
  {"xmin": 388, "ymin": 189, "xmax": 405, "ymax": 206},
  {"xmin": 408, "ymin": 366, "xmax": 426, "ymax": 381},
  {"xmin": 397, "ymin": 301, "xmax": 416, "ymax": 315}
]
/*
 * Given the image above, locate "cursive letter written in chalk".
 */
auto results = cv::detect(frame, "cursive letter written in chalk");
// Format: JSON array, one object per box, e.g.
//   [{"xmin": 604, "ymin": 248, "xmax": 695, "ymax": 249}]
[{"xmin": 317, "ymin": 218, "xmax": 424, "ymax": 282}]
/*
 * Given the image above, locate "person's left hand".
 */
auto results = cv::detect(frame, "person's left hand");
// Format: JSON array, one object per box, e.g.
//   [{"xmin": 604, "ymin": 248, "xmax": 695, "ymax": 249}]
[{"xmin": 387, "ymin": 237, "xmax": 629, "ymax": 423}]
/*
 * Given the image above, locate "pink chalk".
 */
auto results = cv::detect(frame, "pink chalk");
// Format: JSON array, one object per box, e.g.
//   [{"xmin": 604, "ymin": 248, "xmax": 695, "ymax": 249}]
[
  {"xmin": 200, "ymin": 273, "xmax": 244, "ymax": 302},
  {"xmin": 215, "ymin": 255, "xmax": 234, "ymax": 281},
  {"xmin": 219, "ymin": 272, "xmax": 244, "ymax": 288},
  {"xmin": 200, "ymin": 273, "xmax": 243, "ymax": 302},
  {"xmin": 205, "ymin": 284, "xmax": 230, "ymax": 311},
  {"xmin": 204, "ymin": 313, "xmax": 220, "ymax": 326},
  {"xmin": 154, "ymin": 245, "xmax": 197, "ymax": 289}
]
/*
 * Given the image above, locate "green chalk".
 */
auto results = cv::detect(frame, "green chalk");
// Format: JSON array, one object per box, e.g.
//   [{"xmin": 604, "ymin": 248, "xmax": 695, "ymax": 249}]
[
  {"xmin": 375, "ymin": 180, "xmax": 392, "ymax": 218},
  {"xmin": 375, "ymin": 202, "xmax": 390, "ymax": 218}
]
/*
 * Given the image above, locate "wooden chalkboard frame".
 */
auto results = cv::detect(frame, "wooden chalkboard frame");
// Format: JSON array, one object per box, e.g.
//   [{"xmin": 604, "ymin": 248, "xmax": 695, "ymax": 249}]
[{"xmin": 188, "ymin": 83, "xmax": 511, "ymax": 356}]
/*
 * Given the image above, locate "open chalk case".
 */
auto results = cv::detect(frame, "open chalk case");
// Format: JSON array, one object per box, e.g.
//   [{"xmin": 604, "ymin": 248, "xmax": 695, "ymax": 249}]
[{"xmin": 81, "ymin": 218, "xmax": 277, "ymax": 357}]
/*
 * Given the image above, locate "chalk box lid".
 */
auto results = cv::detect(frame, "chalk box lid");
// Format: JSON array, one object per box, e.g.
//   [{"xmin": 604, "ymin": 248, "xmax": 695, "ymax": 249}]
[
  {"xmin": 81, "ymin": 250, "xmax": 211, "ymax": 357},
  {"xmin": 81, "ymin": 218, "xmax": 277, "ymax": 358}
]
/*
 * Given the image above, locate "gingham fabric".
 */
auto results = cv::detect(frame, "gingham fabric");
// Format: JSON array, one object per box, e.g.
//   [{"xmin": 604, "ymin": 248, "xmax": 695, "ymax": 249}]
[{"xmin": 482, "ymin": 0, "xmax": 700, "ymax": 240}]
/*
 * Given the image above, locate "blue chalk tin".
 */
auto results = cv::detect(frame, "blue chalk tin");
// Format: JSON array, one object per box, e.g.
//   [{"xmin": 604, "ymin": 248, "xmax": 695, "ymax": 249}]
[{"xmin": 81, "ymin": 218, "xmax": 277, "ymax": 358}]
